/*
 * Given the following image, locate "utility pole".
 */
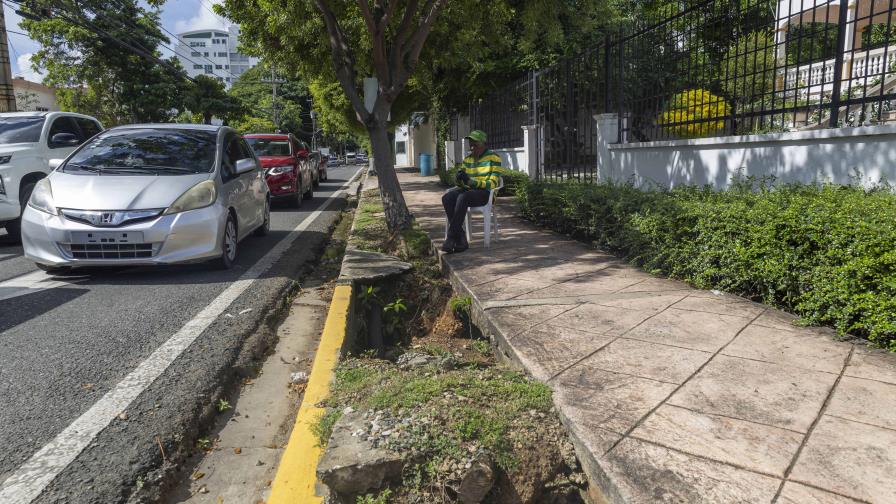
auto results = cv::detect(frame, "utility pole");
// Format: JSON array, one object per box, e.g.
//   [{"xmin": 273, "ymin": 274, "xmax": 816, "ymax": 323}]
[
  {"xmin": 261, "ymin": 69, "xmax": 286, "ymax": 130},
  {"xmin": 0, "ymin": 7, "xmax": 17, "ymax": 112}
]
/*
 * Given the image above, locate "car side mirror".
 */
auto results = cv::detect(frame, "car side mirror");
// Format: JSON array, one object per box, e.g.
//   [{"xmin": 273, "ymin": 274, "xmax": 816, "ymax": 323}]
[
  {"xmin": 235, "ymin": 158, "xmax": 257, "ymax": 174},
  {"xmin": 49, "ymin": 158, "xmax": 64, "ymax": 169},
  {"xmin": 297, "ymin": 149, "xmax": 309, "ymax": 158},
  {"xmin": 51, "ymin": 133, "xmax": 80, "ymax": 147}
]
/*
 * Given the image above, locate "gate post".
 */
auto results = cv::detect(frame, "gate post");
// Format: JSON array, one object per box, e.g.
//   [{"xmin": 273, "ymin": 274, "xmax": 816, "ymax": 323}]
[{"xmin": 522, "ymin": 125, "xmax": 539, "ymax": 178}]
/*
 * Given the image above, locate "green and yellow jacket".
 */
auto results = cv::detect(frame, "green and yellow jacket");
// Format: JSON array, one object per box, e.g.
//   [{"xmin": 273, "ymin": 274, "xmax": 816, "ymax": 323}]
[{"xmin": 459, "ymin": 150, "xmax": 505, "ymax": 190}]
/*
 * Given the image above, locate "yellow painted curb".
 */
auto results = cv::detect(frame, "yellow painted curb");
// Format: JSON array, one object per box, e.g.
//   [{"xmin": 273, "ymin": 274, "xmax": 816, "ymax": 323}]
[{"xmin": 267, "ymin": 284, "xmax": 353, "ymax": 504}]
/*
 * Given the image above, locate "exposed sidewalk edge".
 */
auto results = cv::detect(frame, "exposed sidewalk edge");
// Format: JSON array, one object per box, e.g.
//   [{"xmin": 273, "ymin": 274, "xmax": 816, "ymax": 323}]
[
  {"xmin": 435, "ymin": 248, "xmax": 622, "ymax": 504},
  {"xmin": 267, "ymin": 284, "xmax": 353, "ymax": 503},
  {"xmin": 266, "ymin": 173, "xmax": 365, "ymax": 504}
]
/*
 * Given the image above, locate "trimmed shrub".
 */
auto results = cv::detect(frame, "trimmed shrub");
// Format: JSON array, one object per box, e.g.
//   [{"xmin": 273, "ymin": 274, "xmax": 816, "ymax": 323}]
[
  {"xmin": 515, "ymin": 176, "xmax": 896, "ymax": 350},
  {"xmin": 658, "ymin": 88, "xmax": 731, "ymax": 139}
]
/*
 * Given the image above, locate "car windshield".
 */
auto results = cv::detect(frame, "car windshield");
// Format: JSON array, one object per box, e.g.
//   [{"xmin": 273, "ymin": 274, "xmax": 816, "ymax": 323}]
[
  {"xmin": 245, "ymin": 138, "xmax": 291, "ymax": 157},
  {"xmin": 0, "ymin": 116, "xmax": 44, "ymax": 144},
  {"xmin": 62, "ymin": 128, "xmax": 218, "ymax": 175}
]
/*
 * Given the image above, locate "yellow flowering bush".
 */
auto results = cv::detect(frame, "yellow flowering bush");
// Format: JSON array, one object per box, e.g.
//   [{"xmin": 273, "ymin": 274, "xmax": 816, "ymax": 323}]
[{"xmin": 658, "ymin": 89, "xmax": 731, "ymax": 139}]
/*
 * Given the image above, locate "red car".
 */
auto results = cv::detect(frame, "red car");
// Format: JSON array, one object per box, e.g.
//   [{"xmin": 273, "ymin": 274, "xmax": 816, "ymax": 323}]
[{"xmin": 243, "ymin": 133, "xmax": 314, "ymax": 207}]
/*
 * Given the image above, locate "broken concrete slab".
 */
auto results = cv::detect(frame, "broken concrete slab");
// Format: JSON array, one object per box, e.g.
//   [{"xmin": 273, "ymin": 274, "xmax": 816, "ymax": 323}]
[
  {"xmin": 337, "ymin": 247, "xmax": 412, "ymax": 285},
  {"xmin": 317, "ymin": 410, "xmax": 404, "ymax": 496}
]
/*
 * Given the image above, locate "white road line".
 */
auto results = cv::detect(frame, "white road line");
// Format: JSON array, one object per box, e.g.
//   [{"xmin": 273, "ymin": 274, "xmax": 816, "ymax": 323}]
[
  {"xmin": 0, "ymin": 169, "xmax": 362, "ymax": 504},
  {"xmin": 0, "ymin": 270, "xmax": 83, "ymax": 302}
]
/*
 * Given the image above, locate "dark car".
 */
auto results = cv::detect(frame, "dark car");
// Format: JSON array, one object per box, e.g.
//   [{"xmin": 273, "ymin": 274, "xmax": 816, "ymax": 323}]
[{"xmin": 243, "ymin": 133, "xmax": 313, "ymax": 207}]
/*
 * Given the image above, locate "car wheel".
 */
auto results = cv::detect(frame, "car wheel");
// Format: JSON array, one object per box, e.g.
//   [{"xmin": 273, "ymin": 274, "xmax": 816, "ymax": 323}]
[
  {"xmin": 303, "ymin": 179, "xmax": 313, "ymax": 200},
  {"xmin": 254, "ymin": 199, "xmax": 270, "ymax": 237},
  {"xmin": 215, "ymin": 214, "xmax": 238, "ymax": 270},
  {"xmin": 292, "ymin": 181, "xmax": 303, "ymax": 208},
  {"xmin": 5, "ymin": 182, "xmax": 35, "ymax": 242}
]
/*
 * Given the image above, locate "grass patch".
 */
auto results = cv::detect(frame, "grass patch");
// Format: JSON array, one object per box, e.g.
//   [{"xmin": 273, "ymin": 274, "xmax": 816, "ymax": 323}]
[
  {"xmin": 517, "ymin": 176, "xmax": 896, "ymax": 350},
  {"xmin": 310, "ymin": 409, "xmax": 344, "ymax": 449},
  {"xmin": 326, "ymin": 356, "xmax": 553, "ymax": 474}
]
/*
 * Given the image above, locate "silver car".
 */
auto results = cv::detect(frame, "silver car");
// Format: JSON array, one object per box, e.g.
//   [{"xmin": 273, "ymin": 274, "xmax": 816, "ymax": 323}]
[{"xmin": 21, "ymin": 124, "xmax": 270, "ymax": 271}]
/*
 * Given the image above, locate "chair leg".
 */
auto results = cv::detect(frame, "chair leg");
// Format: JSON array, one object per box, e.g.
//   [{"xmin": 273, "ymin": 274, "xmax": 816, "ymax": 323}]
[
  {"xmin": 483, "ymin": 208, "xmax": 491, "ymax": 248},
  {"xmin": 465, "ymin": 213, "xmax": 472, "ymax": 243},
  {"xmin": 444, "ymin": 217, "xmax": 449, "ymax": 240},
  {"xmin": 492, "ymin": 209, "xmax": 499, "ymax": 241}
]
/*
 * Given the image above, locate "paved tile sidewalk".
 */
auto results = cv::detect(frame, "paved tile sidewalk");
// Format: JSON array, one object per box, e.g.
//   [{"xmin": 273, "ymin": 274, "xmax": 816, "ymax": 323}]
[{"xmin": 397, "ymin": 171, "xmax": 896, "ymax": 504}]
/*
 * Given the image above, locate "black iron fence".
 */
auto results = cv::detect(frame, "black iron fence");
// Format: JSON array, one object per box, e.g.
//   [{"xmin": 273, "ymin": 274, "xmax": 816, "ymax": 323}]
[{"xmin": 450, "ymin": 0, "xmax": 896, "ymax": 181}]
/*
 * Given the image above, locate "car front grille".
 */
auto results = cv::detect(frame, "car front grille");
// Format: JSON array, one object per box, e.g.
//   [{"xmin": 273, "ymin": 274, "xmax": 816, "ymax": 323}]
[{"xmin": 63, "ymin": 243, "xmax": 157, "ymax": 259}]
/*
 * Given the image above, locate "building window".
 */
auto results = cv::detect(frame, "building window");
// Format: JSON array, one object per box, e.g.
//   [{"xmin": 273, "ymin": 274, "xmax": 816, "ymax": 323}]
[
  {"xmin": 395, "ymin": 141, "xmax": 407, "ymax": 154},
  {"xmin": 189, "ymin": 41, "xmax": 206, "ymax": 47},
  {"xmin": 215, "ymin": 64, "xmax": 223, "ymax": 69},
  {"xmin": 219, "ymin": 52, "xmax": 227, "ymax": 57},
  {"xmin": 193, "ymin": 64, "xmax": 202, "ymax": 70},
  {"xmin": 190, "ymin": 51, "xmax": 201, "ymax": 57},
  {"xmin": 204, "ymin": 52, "xmax": 209, "ymax": 57}
]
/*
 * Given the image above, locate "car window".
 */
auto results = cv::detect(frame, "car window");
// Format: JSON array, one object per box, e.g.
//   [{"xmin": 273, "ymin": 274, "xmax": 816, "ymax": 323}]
[
  {"xmin": 76, "ymin": 118, "xmax": 102, "ymax": 140},
  {"xmin": 222, "ymin": 135, "xmax": 253, "ymax": 182},
  {"xmin": 0, "ymin": 116, "xmax": 44, "ymax": 143},
  {"xmin": 244, "ymin": 137, "xmax": 291, "ymax": 156},
  {"xmin": 63, "ymin": 128, "xmax": 218, "ymax": 175},
  {"xmin": 48, "ymin": 117, "xmax": 82, "ymax": 148}
]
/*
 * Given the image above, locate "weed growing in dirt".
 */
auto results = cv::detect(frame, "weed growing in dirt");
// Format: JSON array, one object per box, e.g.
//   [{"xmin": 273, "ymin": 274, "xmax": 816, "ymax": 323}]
[
  {"xmin": 471, "ymin": 340, "xmax": 491, "ymax": 356},
  {"xmin": 216, "ymin": 399, "xmax": 231, "ymax": 413},
  {"xmin": 311, "ymin": 409, "xmax": 344, "ymax": 449},
  {"xmin": 356, "ymin": 489, "xmax": 392, "ymax": 504}
]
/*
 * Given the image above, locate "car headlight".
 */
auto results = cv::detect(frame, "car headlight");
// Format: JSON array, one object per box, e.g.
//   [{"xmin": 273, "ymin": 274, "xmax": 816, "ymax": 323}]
[
  {"xmin": 163, "ymin": 180, "xmax": 217, "ymax": 216},
  {"xmin": 28, "ymin": 178, "xmax": 57, "ymax": 215},
  {"xmin": 266, "ymin": 165, "xmax": 293, "ymax": 176}
]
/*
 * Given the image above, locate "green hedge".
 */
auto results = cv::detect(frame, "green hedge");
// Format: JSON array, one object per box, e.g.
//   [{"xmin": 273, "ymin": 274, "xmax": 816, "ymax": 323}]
[{"xmin": 515, "ymin": 177, "xmax": 896, "ymax": 349}]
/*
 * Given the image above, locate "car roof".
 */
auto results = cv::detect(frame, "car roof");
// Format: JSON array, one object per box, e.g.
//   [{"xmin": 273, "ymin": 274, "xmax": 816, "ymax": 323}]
[
  {"xmin": 112, "ymin": 123, "xmax": 223, "ymax": 132},
  {"xmin": 0, "ymin": 111, "xmax": 48, "ymax": 118}
]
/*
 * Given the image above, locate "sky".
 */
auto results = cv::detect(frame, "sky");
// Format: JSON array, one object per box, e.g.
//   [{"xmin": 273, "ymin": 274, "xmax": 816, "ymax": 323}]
[{"xmin": 4, "ymin": 0, "xmax": 230, "ymax": 82}]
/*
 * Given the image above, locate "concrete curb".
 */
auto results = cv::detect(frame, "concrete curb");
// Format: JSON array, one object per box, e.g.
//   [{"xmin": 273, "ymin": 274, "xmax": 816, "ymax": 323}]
[
  {"xmin": 267, "ymin": 284, "xmax": 353, "ymax": 504},
  {"xmin": 266, "ymin": 172, "xmax": 365, "ymax": 503}
]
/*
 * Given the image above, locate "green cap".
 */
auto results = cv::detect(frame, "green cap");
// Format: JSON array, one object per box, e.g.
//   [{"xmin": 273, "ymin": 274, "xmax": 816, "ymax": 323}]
[{"xmin": 464, "ymin": 129, "xmax": 487, "ymax": 143}]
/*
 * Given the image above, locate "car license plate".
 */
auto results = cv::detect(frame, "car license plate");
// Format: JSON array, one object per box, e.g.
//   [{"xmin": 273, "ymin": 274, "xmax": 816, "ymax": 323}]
[{"xmin": 70, "ymin": 231, "xmax": 145, "ymax": 244}]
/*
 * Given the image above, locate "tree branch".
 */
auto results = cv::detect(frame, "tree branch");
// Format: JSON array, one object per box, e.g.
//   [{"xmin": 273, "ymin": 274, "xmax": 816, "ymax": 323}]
[
  {"xmin": 313, "ymin": 0, "xmax": 370, "ymax": 124},
  {"xmin": 357, "ymin": 0, "xmax": 389, "ymax": 86},
  {"xmin": 388, "ymin": 0, "xmax": 447, "ymax": 96}
]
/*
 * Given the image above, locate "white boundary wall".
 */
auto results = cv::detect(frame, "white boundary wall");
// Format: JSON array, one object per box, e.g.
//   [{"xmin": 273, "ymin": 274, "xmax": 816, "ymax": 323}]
[{"xmin": 595, "ymin": 113, "xmax": 896, "ymax": 189}]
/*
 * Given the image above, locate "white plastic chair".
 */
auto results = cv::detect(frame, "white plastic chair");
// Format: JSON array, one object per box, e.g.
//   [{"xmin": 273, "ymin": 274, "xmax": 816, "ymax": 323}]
[{"xmin": 444, "ymin": 177, "xmax": 503, "ymax": 248}]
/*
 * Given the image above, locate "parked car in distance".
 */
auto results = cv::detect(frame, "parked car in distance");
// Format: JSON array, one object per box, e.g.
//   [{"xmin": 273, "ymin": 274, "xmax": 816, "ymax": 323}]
[
  {"xmin": 0, "ymin": 111, "xmax": 103, "ymax": 242},
  {"xmin": 244, "ymin": 133, "xmax": 313, "ymax": 207},
  {"xmin": 356, "ymin": 151, "xmax": 369, "ymax": 165},
  {"xmin": 22, "ymin": 124, "xmax": 270, "ymax": 271},
  {"xmin": 344, "ymin": 151, "xmax": 356, "ymax": 165},
  {"xmin": 311, "ymin": 150, "xmax": 328, "ymax": 183},
  {"xmin": 327, "ymin": 154, "xmax": 340, "ymax": 167}
]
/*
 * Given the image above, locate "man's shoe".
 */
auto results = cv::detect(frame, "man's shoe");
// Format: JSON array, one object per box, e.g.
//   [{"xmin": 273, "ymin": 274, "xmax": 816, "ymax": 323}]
[
  {"xmin": 454, "ymin": 236, "xmax": 469, "ymax": 253},
  {"xmin": 441, "ymin": 238, "xmax": 456, "ymax": 253}
]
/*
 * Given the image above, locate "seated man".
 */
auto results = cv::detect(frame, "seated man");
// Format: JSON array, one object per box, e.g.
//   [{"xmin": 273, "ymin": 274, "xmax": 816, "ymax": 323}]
[{"xmin": 441, "ymin": 130, "xmax": 504, "ymax": 253}]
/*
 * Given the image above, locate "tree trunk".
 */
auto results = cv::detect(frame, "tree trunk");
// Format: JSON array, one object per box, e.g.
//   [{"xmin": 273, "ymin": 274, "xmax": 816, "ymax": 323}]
[{"xmin": 368, "ymin": 122, "xmax": 412, "ymax": 231}]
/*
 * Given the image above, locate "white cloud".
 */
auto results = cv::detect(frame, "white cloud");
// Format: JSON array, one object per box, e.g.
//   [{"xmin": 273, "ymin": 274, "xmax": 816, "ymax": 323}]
[
  {"xmin": 16, "ymin": 54, "xmax": 46, "ymax": 83},
  {"xmin": 174, "ymin": 0, "xmax": 228, "ymax": 33}
]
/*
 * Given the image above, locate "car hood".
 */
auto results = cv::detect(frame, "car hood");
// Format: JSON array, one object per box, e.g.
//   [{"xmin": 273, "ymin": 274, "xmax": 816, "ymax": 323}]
[
  {"xmin": 48, "ymin": 172, "xmax": 212, "ymax": 211},
  {"xmin": 0, "ymin": 143, "xmax": 38, "ymax": 156},
  {"xmin": 258, "ymin": 156, "xmax": 295, "ymax": 168}
]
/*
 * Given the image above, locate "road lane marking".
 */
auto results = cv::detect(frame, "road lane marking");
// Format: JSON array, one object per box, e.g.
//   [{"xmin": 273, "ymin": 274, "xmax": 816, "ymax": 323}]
[
  {"xmin": 0, "ymin": 169, "xmax": 362, "ymax": 504},
  {"xmin": 0, "ymin": 270, "xmax": 84, "ymax": 302}
]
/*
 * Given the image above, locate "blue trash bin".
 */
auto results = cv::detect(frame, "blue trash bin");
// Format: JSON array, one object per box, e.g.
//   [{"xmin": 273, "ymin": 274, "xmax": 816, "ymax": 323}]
[{"xmin": 419, "ymin": 153, "xmax": 433, "ymax": 176}]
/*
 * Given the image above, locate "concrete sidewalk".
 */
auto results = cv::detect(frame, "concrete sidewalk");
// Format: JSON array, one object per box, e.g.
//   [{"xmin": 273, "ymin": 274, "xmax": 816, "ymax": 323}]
[{"xmin": 398, "ymin": 171, "xmax": 896, "ymax": 504}]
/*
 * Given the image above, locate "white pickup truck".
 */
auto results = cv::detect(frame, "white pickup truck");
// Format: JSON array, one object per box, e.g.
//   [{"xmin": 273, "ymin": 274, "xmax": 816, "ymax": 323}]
[{"xmin": 0, "ymin": 111, "xmax": 103, "ymax": 241}]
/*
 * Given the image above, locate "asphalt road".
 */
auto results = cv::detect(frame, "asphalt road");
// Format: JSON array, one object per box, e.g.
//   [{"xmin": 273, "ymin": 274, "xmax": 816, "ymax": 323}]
[{"xmin": 0, "ymin": 165, "xmax": 361, "ymax": 504}]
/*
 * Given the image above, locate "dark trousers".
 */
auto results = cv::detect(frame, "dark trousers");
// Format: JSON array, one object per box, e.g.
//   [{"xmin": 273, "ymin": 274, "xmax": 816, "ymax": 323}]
[{"xmin": 442, "ymin": 187, "xmax": 490, "ymax": 240}]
